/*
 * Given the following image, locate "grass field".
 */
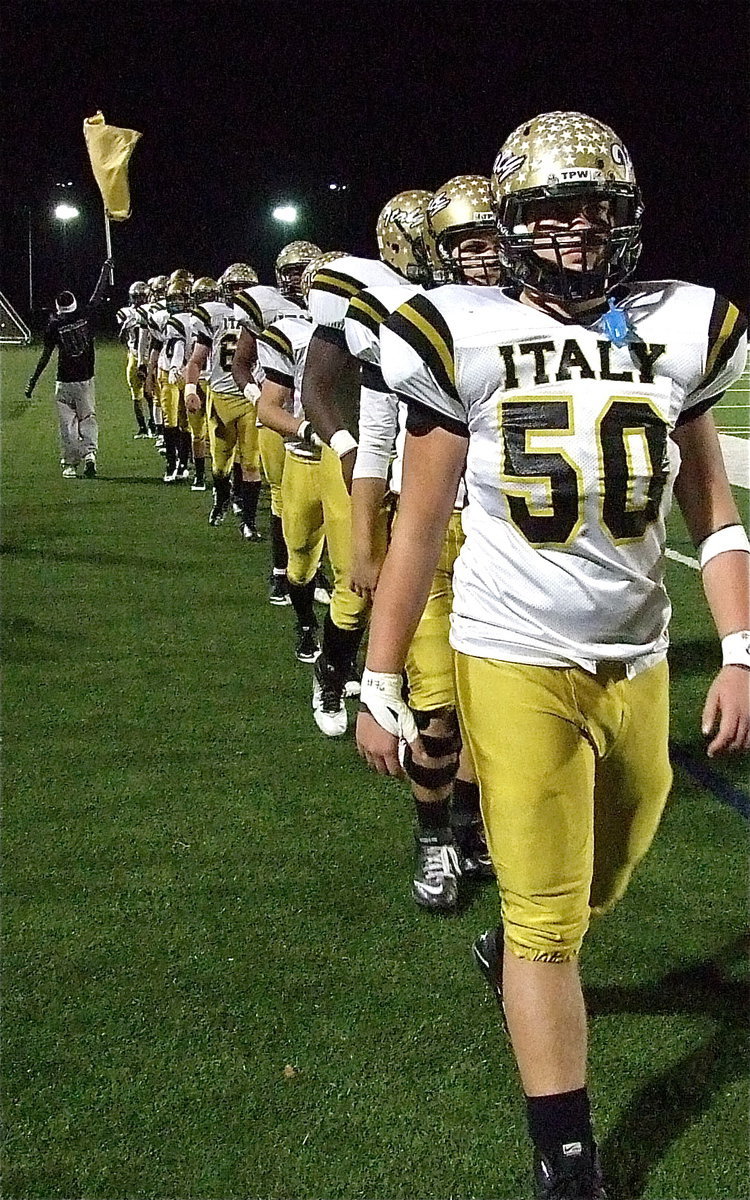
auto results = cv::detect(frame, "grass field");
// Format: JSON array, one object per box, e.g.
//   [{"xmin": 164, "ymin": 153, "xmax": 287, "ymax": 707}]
[{"xmin": 2, "ymin": 341, "xmax": 748, "ymax": 1200}]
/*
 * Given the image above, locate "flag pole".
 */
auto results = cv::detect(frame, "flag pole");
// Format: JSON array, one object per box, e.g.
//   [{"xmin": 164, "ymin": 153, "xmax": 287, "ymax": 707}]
[{"xmin": 104, "ymin": 211, "xmax": 114, "ymax": 282}]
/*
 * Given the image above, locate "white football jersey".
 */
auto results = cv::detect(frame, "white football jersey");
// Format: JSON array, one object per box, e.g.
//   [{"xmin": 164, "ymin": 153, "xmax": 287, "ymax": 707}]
[
  {"xmin": 232, "ymin": 284, "xmax": 302, "ymax": 336},
  {"xmin": 191, "ymin": 301, "xmax": 243, "ymax": 396},
  {"xmin": 380, "ymin": 281, "xmax": 747, "ymax": 671},
  {"xmin": 256, "ymin": 312, "xmax": 319, "ymax": 460},
  {"xmin": 307, "ymin": 255, "xmax": 405, "ymax": 334}
]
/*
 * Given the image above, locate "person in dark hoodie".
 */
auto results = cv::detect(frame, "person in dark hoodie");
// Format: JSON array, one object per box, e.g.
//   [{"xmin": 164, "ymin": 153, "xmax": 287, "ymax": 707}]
[{"xmin": 26, "ymin": 258, "xmax": 113, "ymax": 478}]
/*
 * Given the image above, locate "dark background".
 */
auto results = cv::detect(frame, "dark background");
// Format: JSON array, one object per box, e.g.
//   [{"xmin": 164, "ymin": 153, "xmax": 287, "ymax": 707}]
[{"xmin": 2, "ymin": 0, "xmax": 748, "ymax": 326}]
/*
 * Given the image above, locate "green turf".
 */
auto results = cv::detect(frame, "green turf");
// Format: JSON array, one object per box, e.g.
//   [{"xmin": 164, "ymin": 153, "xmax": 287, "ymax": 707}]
[{"xmin": 2, "ymin": 342, "xmax": 748, "ymax": 1200}]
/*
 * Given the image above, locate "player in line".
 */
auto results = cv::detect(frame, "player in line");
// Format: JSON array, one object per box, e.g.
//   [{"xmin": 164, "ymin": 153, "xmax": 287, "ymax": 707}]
[{"xmin": 357, "ymin": 112, "xmax": 749, "ymax": 1200}]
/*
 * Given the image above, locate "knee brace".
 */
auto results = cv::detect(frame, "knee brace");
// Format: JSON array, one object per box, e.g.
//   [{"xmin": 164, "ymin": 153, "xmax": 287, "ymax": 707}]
[{"xmin": 402, "ymin": 707, "xmax": 462, "ymax": 790}]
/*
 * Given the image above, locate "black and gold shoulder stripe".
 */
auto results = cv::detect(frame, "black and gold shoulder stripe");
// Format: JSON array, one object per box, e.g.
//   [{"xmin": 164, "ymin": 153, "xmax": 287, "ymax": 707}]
[
  {"xmin": 193, "ymin": 305, "xmax": 212, "ymax": 328},
  {"xmin": 313, "ymin": 268, "xmax": 362, "ymax": 300},
  {"xmin": 703, "ymin": 296, "xmax": 747, "ymax": 392},
  {"xmin": 167, "ymin": 317, "xmax": 185, "ymax": 336},
  {"xmin": 233, "ymin": 291, "xmax": 263, "ymax": 329},
  {"xmin": 258, "ymin": 327, "xmax": 294, "ymax": 361},
  {"xmin": 347, "ymin": 292, "xmax": 390, "ymax": 336},
  {"xmin": 387, "ymin": 293, "xmax": 459, "ymax": 402}
]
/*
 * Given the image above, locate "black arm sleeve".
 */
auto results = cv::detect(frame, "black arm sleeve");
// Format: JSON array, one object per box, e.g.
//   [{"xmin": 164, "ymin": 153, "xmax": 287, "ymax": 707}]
[{"xmin": 404, "ymin": 397, "xmax": 469, "ymax": 439}]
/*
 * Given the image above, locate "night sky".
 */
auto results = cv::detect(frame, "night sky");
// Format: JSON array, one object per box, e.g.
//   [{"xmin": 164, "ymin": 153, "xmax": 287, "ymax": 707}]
[{"xmin": 2, "ymin": 0, "xmax": 748, "ymax": 323}]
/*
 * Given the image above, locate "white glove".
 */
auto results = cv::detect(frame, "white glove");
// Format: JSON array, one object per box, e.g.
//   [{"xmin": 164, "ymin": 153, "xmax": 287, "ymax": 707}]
[
  {"xmin": 359, "ymin": 669, "xmax": 419, "ymax": 743},
  {"xmin": 168, "ymin": 366, "xmax": 183, "ymax": 385}
]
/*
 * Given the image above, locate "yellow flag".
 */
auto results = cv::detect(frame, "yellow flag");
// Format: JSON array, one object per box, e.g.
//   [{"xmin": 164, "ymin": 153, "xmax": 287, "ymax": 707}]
[{"xmin": 83, "ymin": 111, "xmax": 141, "ymax": 221}]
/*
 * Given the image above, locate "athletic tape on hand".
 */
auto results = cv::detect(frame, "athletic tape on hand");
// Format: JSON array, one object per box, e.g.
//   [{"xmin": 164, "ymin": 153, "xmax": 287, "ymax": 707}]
[{"xmin": 360, "ymin": 669, "xmax": 419, "ymax": 743}]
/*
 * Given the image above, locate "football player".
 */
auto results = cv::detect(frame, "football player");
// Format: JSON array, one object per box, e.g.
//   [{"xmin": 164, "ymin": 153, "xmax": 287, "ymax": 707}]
[
  {"xmin": 172, "ymin": 276, "xmax": 219, "ymax": 491},
  {"xmin": 116, "ymin": 280, "xmax": 153, "ymax": 438},
  {"xmin": 347, "ymin": 177, "xmax": 501, "ymax": 909},
  {"xmin": 357, "ymin": 112, "xmax": 748, "ymax": 1200},
  {"xmin": 184, "ymin": 263, "xmax": 263, "ymax": 537},
  {"xmin": 231, "ymin": 251, "xmax": 320, "ymax": 604},
  {"xmin": 157, "ymin": 279, "xmax": 193, "ymax": 481},
  {"xmin": 299, "ymin": 191, "xmax": 434, "ymax": 735},
  {"xmin": 142, "ymin": 275, "xmax": 169, "ymax": 451}
]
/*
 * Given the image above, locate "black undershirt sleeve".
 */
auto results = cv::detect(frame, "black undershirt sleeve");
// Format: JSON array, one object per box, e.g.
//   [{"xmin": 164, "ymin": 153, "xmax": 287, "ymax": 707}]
[{"xmin": 404, "ymin": 396, "xmax": 469, "ymax": 439}]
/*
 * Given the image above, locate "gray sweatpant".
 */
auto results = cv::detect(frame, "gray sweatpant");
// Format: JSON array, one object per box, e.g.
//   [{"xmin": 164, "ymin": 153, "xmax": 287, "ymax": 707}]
[{"xmin": 55, "ymin": 379, "xmax": 98, "ymax": 465}]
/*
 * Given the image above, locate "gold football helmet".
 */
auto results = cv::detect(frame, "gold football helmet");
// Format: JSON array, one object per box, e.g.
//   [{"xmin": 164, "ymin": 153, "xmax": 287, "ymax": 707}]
[
  {"xmin": 166, "ymin": 279, "xmax": 190, "ymax": 313},
  {"xmin": 375, "ymin": 190, "xmax": 434, "ymax": 283},
  {"xmin": 128, "ymin": 280, "xmax": 149, "ymax": 304},
  {"xmin": 275, "ymin": 241, "xmax": 322, "ymax": 299},
  {"xmin": 169, "ymin": 268, "xmax": 193, "ymax": 285},
  {"xmin": 427, "ymin": 175, "xmax": 501, "ymax": 285},
  {"xmin": 192, "ymin": 276, "xmax": 219, "ymax": 304},
  {"xmin": 300, "ymin": 251, "xmax": 349, "ymax": 302},
  {"xmin": 219, "ymin": 263, "xmax": 259, "ymax": 299},
  {"xmin": 147, "ymin": 275, "xmax": 168, "ymax": 300},
  {"xmin": 490, "ymin": 111, "xmax": 643, "ymax": 300}
]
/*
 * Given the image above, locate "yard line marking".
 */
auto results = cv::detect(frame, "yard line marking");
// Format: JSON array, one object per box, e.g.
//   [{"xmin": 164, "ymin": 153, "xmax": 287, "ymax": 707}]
[
  {"xmin": 670, "ymin": 742, "xmax": 749, "ymax": 820},
  {"xmin": 666, "ymin": 548, "xmax": 699, "ymax": 570},
  {"xmin": 718, "ymin": 434, "xmax": 749, "ymax": 488}
]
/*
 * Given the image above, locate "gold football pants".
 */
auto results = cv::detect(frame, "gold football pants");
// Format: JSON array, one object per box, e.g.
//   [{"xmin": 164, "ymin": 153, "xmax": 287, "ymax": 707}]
[
  {"xmin": 258, "ymin": 426, "xmax": 286, "ymax": 517},
  {"xmin": 159, "ymin": 376, "xmax": 189, "ymax": 431},
  {"xmin": 454, "ymin": 656, "xmax": 672, "ymax": 963},
  {"xmin": 405, "ymin": 509, "xmax": 465, "ymax": 712},
  {"xmin": 207, "ymin": 390, "xmax": 260, "ymax": 477},
  {"xmin": 126, "ymin": 351, "xmax": 145, "ymax": 403},
  {"xmin": 320, "ymin": 446, "xmax": 384, "ymax": 631}
]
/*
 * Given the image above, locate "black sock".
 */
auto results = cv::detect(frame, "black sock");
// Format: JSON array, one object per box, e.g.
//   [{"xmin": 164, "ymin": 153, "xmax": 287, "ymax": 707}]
[
  {"xmin": 213, "ymin": 474, "xmax": 231, "ymax": 507},
  {"xmin": 321, "ymin": 612, "xmax": 364, "ymax": 675},
  {"xmin": 194, "ymin": 455, "xmax": 205, "ymax": 484},
  {"xmin": 414, "ymin": 796, "xmax": 451, "ymax": 833},
  {"xmin": 288, "ymin": 580, "xmax": 316, "ymax": 627},
  {"xmin": 270, "ymin": 515, "xmax": 288, "ymax": 572},
  {"xmin": 452, "ymin": 778, "xmax": 481, "ymax": 824},
  {"xmin": 526, "ymin": 1088, "xmax": 593, "ymax": 1165},
  {"xmin": 164, "ymin": 426, "xmax": 178, "ymax": 472},
  {"xmin": 232, "ymin": 462, "xmax": 243, "ymax": 498},
  {"xmin": 240, "ymin": 479, "xmax": 262, "ymax": 527},
  {"xmin": 178, "ymin": 429, "xmax": 192, "ymax": 468},
  {"xmin": 134, "ymin": 402, "xmax": 147, "ymax": 433}
]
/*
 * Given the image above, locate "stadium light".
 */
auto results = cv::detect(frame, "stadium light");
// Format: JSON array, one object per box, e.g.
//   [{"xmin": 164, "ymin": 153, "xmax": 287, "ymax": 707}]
[
  {"xmin": 54, "ymin": 204, "xmax": 80, "ymax": 221},
  {"xmin": 272, "ymin": 204, "xmax": 298, "ymax": 224}
]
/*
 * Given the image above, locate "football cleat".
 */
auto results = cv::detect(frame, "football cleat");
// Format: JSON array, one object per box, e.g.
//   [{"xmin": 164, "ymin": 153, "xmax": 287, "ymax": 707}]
[
  {"xmin": 133, "ymin": 430, "xmax": 150, "ymax": 439},
  {"xmin": 454, "ymin": 817, "xmax": 494, "ymax": 879},
  {"xmin": 175, "ymin": 465, "xmax": 190, "ymax": 481},
  {"xmin": 534, "ymin": 1144, "xmax": 607, "ymax": 1200},
  {"xmin": 472, "ymin": 926, "xmax": 505, "ymax": 1010},
  {"xmin": 61, "ymin": 465, "xmax": 77, "ymax": 479},
  {"xmin": 231, "ymin": 497, "xmax": 243, "ymax": 516},
  {"xmin": 191, "ymin": 479, "xmax": 207, "ymax": 492},
  {"xmin": 240, "ymin": 522, "xmax": 263, "ymax": 543},
  {"xmin": 343, "ymin": 665, "xmax": 361, "ymax": 699},
  {"xmin": 163, "ymin": 468, "xmax": 178, "ymax": 483},
  {"xmin": 313, "ymin": 568, "xmax": 332, "ymax": 605},
  {"xmin": 295, "ymin": 624, "xmax": 320, "ymax": 663},
  {"xmin": 269, "ymin": 572, "xmax": 291, "ymax": 606},
  {"xmin": 312, "ymin": 657, "xmax": 347, "ymax": 737},
  {"xmin": 83, "ymin": 456, "xmax": 97, "ymax": 479},
  {"xmin": 412, "ymin": 830, "xmax": 461, "ymax": 911},
  {"xmin": 208, "ymin": 499, "xmax": 229, "ymax": 526}
]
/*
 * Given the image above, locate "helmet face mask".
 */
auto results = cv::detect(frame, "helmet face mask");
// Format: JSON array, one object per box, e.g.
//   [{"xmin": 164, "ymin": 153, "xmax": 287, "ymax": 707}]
[
  {"xmin": 166, "ymin": 282, "xmax": 190, "ymax": 313},
  {"xmin": 192, "ymin": 276, "xmax": 218, "ymax": 304},
  {"xmin": 128, "ymin": 280, "xmax": 149, "ymax": 304},
  {"xmin": 148, "ymin": 275, "xmax": 168, "ymax": 301},
  {"xmin": 427, "ymin": 176, "xmax": 502, "ymax": 286},
  {"xmin": 491, "ymin": 112, "xmax": 643, "ymax": 303},
  {"xmin": 274, "ymin": 241, "xmax": 322, "ymax": 300},
  {"xmin": 219, "ymin": 262, "xmax": 259, "ymax": 301}
]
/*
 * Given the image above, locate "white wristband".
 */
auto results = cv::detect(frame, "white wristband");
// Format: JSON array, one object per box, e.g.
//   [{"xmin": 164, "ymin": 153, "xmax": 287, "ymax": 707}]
[
  {"xmin": 721, "ymin": 631, "xmax": 750, "ymax": 668},
  {"xmin": 243, "ymin": 382, "xmax": 260, "ymax": 401},
  {"xmin": 330, "ymin": 429, "xmax": 358, "ymax": 459},
  {"xmin": 184, "ymin": 383, "xmax": 198, "ymax": 399},
  {"xmin": 699, "ymin": 524, "xmax": 750, "ymax": 569},
  {"xmin": 360, "ymin": 669, "xmax": 419, "ymax": 743}
]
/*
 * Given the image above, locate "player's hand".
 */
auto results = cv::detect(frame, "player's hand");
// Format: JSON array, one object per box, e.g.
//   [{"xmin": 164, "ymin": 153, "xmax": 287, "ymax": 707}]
[
  {"xmin": 350, "ymin": 553, "xmax": 383, "ymax": 600},
  {"xmin": 136, "ymin": 364, "xmax": 147, "ymax": 381},
  {"xmin": 168, "ymin": 367, "xmax": 183, "ymax": 385},
  {"xmin": 356, "ymin": 668, "xmax": 422, "ymax": 776},
  {"xmin": 185, "ymin": 393, "xmax": 201, "ymax": 414},
  {"xmin": 702, "ymin": 665, "xmax": 750, "ymax": 756}
]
